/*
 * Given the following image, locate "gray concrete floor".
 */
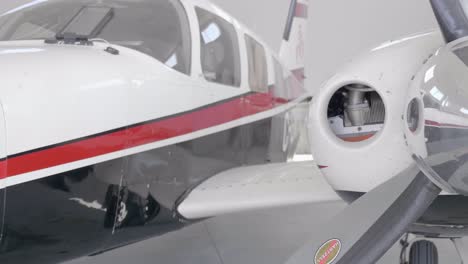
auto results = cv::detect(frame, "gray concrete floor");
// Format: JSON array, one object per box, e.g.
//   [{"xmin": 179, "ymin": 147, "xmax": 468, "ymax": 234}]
[{"xmin": 67, "ymin": 202, "xmax": 463, "ymax": 264}]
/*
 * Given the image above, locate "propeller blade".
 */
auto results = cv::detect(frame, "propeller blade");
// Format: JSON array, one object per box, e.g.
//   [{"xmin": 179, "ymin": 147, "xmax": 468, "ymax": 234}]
[
  {"xmin": 430, "ymin": 0, "xmax": 468, "ymax": 43},
  {"xmin": 285, "ymin": 164, "xmax": 441, "ymax": 264}
]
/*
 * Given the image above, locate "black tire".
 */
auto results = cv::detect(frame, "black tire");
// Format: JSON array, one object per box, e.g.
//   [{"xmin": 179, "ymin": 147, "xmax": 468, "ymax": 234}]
[{"xmin": 409, "ymin": 240, "xmax": 438, "ymax": 264}]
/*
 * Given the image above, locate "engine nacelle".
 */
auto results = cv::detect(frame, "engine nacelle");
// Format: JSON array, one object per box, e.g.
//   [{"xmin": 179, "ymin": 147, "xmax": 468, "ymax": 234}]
[{"xmin": 309, "ymin": 31, "xmax": 444, "ymax": 192}]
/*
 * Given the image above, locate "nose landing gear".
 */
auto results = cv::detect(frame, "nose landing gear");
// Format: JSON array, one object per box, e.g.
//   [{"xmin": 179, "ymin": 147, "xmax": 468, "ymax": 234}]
[
  {"xmin": 400, "ymin": 234, "xmax": 468, "ymax": 264},
  {"xmin": 451, "ymin": 238, "xmax": 468, "ymax": 264},
  {"xmin": 408, "ymin": 240, "xmax": 438, "ymax": 264},
  {"xmin": 400, "ymin": 234, "xmax": 438, "ymax": 264}
]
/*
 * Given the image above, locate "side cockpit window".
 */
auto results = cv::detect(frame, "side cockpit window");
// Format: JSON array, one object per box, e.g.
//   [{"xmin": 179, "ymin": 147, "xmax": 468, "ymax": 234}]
[
  {"xmin": 196, "ymin": 7, "xmax": 241, "ymax": 87},
  {"xmin": 0, "ymin": 0, "xmax": 192, "ymax": 75},
  {"xmin": 97, "ymin": 0, "xmax": 191, "ymax": 74},
  {"xmin": 245, "ymin": 34, "xmax": 268, "ymax": 93}
]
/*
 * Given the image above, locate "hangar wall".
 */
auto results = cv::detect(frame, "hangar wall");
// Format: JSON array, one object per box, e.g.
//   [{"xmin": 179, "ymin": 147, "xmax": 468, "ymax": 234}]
[{"xmin": 212, "ymin": 0, "xmax": 438, "ymax": 93}]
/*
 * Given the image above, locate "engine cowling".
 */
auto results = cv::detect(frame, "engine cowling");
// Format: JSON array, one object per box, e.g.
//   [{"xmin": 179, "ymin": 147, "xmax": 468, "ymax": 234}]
[{"xmin": 309, "ymin": 31, "xmax": 444, "ymax": 193}]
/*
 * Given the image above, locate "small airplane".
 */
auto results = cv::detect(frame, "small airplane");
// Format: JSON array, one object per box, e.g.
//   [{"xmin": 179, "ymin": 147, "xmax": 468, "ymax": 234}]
[
  {"xmin": 0, "ymin": 0, "xmax": 313, "ymax": 263},
  {"xmin": 2, "ymin": 0, "xmax": 468, "ymax": 263}
]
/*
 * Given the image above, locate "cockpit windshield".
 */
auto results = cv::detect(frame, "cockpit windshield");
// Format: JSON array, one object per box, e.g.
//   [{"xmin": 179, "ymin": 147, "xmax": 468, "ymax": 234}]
[{"xmin": 0, "ymin": 0, "xmax": 192, "ymax": 74}]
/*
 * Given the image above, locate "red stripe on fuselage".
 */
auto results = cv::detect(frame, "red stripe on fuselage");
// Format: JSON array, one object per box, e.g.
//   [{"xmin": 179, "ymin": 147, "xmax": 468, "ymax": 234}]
[
  {"xmin": 3, "ymin": 92, "xmax": 294, "ymax": 179},
  {"xmin": 425, "ymin": 120, "xmax": 468, "ymax": 129}
]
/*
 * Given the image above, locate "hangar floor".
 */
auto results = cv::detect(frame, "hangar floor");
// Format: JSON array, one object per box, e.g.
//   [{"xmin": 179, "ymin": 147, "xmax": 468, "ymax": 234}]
[{"xmin": 67, "ymin": 201, "xmax": 463, "ymax": 264}]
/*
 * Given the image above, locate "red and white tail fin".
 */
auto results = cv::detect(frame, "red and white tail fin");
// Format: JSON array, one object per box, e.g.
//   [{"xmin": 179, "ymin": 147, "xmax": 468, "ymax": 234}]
[{"xmin": 279, "ymin": 0, "xmax": 308, "ymax": 85}]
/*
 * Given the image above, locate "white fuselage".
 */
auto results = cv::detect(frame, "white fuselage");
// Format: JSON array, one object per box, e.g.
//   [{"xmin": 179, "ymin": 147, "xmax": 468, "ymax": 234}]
[{"xmin": 0, "ymin": 0, "xmax": 309, "ymax": 188}]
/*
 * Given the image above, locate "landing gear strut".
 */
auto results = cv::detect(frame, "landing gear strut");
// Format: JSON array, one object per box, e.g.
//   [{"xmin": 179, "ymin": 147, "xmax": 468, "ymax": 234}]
[
  {"xmin": 400, "ymin": 234, "xmax": 410, "ymax": 264},
  {"xmin": 451, "ymin": 238, "xmax": 468, "ymax": 264}
]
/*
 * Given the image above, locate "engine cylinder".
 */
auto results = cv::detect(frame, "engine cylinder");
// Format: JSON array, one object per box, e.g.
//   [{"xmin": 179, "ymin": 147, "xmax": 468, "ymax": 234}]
[{"xmin": 327, "ymin": 84, "xmax": 385, "ymax": 142}]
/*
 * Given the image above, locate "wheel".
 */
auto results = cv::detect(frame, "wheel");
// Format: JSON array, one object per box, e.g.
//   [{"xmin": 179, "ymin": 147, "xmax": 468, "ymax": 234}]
[{"xmin": 409, "ymin": 240, "xmax": 438, "ymax": 264}]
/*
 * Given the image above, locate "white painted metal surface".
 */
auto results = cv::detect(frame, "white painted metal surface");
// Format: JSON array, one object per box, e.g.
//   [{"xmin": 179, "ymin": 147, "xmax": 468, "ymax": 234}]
[
  {"xmin": 0, "ymin": 0, "xmax": 311, "ymax": 188},
  {"xmin": 177, "ymin": 161, "xmax": 340, "ymax": 219},
  {"xmin": 308, "ymin": 30, "xmax": 445, "ymax": 192}
]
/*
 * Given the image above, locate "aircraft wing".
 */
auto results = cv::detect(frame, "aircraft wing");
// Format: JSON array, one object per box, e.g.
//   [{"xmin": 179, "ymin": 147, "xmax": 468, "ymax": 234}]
[{"xmin": 176, "ymin": 161, "xmax": 340, "ymax": 220}]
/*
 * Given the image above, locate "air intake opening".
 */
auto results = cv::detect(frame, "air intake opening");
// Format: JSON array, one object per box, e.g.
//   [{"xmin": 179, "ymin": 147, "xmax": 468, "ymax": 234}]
[
  {"xmin": 327, "ymin": 84, "xmax": 386, "ymax": 142},
  {"xmin": 407, "ymin": 98, "xmax": 421, "ymax": 133}
]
